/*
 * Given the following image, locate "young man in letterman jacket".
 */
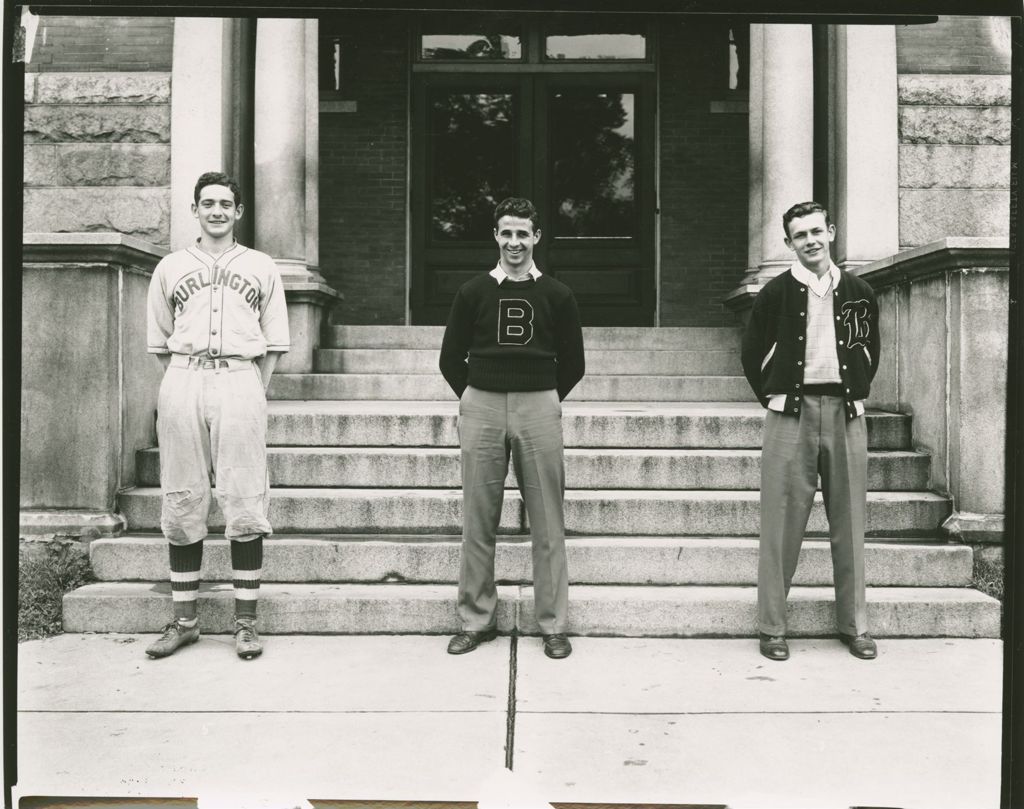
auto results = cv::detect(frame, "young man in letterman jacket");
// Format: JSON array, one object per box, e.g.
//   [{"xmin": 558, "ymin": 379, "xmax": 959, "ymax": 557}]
[
  {"xmin": 741, "ymin": 201, "xmax": 880, "ymax": 662},
  {"xmin": 439, "ymin": 197, "xmax": 585, "ymax": 660}
]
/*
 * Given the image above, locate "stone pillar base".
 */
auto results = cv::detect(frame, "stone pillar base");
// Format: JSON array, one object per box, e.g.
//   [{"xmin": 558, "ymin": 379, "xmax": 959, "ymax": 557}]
[
  {"xmin": 277, "ymin": 279, "xmax": 343, "ymax": 374},
  {"xmin": 941, "ymin": 511, "xmax": 1005, "ymax": 545},
  {"xmin": 20, "ymin": 509, "xmax": 126, "ymax": 540}
]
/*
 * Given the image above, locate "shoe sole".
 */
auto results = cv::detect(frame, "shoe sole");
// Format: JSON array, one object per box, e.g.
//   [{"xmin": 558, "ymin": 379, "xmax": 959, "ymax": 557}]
[
  {"xmin": 447, "ymin": 631, "xmax": 498, "ymax": 655},
  {"xmin": 543, "ymin": 648, "xmax": 572, "ymax": 659},
  {"xmin": 145, "ymin": 634, "xmax": 200, "ymax": 659},
  {"xmin": 839, "ymin": 636, "xmax": 877, "ymax": 659},
  {"xmin": 238, "ymin": 649, "xmax": 263, "ymax": 660}
]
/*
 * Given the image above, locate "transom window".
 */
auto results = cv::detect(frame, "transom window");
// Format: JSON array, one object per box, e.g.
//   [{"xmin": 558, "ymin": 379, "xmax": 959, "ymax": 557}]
[{"xmin": 415, "ymin": 16, "xmax": 653, "ymax": 67}]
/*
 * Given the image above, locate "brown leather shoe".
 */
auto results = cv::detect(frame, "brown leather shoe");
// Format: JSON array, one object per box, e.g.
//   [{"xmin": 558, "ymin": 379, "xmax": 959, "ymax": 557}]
[
  {"xmin": 447, "ymin": 628, "xmax": 497, "ymax": 655},
  {"xmin": 543, "ymin": 633, "xmax": 572, "ymax": 659},
  {"xmin": 840, "ymin": 632, "xmax": 877, "ymax": 659},
  {"xmin": 759, "ymin": 633, "xmax": 789, "ymax": 661}
]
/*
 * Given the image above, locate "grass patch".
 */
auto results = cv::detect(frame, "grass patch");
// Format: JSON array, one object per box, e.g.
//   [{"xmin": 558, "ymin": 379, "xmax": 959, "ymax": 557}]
[
  {"xmin": 19, "ymin": 541, "xmax": 94, "ymax": 642},
  {"xmin": 972, "ymin": 555, "xmax": 1004, "ymax": 603}
]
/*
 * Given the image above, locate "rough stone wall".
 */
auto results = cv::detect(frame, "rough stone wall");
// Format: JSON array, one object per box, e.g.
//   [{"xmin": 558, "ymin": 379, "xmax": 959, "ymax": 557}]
[
  {"xmin": 658, "ymin": 21, "xmax": 748, "ymax": 326},
  {"xmin": 896, "ymin": 17, "xmax": 1011, "ymax": 248}
]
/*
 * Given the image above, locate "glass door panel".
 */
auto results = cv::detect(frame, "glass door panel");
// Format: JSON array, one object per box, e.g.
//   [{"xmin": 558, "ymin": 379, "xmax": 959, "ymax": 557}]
[
  {"xmin": 549, "ymin": 90, "xmax": 637, "ymax": 239},
  {"xmin": 538, "ymin": 75, "xmax": 654, "ymax": 325},
  {"xmin": 412, "ymin": 76, "xmax": 530, "ymax": 322},
  {"xmin": 429, "ymin": 91, "xmax": 517, "ymax": 242}
]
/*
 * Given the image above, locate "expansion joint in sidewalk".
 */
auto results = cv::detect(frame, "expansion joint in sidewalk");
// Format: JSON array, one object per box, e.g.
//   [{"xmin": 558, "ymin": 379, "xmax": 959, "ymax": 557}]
[{"xmin": 505, "ymin": 633, "xmax": 518, "ymax": 771}]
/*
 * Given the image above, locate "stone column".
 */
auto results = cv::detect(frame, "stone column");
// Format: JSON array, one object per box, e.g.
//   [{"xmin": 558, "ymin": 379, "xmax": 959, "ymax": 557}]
[
  {"xmin": 169, "ymin": 18, "xmax": 231, "ymax": 251},
  {"xmin": 832, "ymin": 26, "xmax": 899, "ymax": 269},
  {"xmin": 728, "ymin": 24, "xmax": 814, "ymax": 312},
  {"xmin": 254, "ymin": 18, "xmax": 310, "ymax": 278},
  {"xmin": 254, "ymin": 18, "xmax": 340, "ymax": 373}
]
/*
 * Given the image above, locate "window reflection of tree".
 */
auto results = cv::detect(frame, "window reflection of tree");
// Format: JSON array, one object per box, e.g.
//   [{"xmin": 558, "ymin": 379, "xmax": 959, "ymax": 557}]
[
  {"xmin": 425, "ymin": 34, "xmax": 510, "ymax": 60},
  {"xmin": 431, "ymin": 93, "xmax": 515, "ymax": 241},
  {"xmin": 552, "ymin": 92, "xmax": 636, "ymax": 238},
  {"xmin": 729, "ymin": 25, "xmax": 749, "ymax": 92}
]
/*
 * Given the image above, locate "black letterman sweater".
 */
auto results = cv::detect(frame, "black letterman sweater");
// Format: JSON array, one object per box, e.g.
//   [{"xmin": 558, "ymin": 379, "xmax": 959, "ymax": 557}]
[{"xmin": 439, "ymin": 271, "xmax": 586, "ymax": 401}]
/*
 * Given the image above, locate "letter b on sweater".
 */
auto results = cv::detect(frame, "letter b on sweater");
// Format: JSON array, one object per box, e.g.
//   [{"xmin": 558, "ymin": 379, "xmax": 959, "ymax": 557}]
[{"xmin": 498, "ymin": 299, "xmax": 534, "ymax": 345}]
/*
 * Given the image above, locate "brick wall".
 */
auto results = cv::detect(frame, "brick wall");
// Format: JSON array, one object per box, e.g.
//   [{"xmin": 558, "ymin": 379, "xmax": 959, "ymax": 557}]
[
  {"xmin": 27, "ymin": 16, "xmax": 173, "ymax": 73},
  {"xmin": 658, "ymin": 21, "xmax": 748, "ymax": 326},
  {"xmin": 319, "ymin": 16, "xmax": 409, "ymax": 325},
  {"xmin": 897, "ymin": 16, "xmax": 1011, "ymax": 74},
  {"xmin": 896, "ymin": 17, "xmax": 1011, "ymax": 248},
  {"xmin": 23, "ymin": 16, "xmax": 172, "ymax": 246}
]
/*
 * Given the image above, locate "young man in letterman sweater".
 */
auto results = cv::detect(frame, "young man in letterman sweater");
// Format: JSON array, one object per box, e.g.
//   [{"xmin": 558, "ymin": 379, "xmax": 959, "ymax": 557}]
[
  {"xmin": 741, "ymin": 201, "xmax": 881, "ymax": 662},
  {"xmin": 439, "ymin": 197, "xmax": 585, "ymax": 659}
]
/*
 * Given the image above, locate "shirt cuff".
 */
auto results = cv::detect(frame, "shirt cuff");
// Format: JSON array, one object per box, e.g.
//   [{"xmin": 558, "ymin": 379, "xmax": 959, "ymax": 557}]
[
  {"xmin": 855, "ymin": 399, "xmax": 865, "ymax": 416},
  {"xmin": 767, "ymin": 394, "xmax": 787, "ymax": 412}
]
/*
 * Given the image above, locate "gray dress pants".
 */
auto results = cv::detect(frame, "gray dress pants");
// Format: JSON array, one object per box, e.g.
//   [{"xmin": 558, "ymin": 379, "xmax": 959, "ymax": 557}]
[
  {"xmin": 758, "ymin": 394, "xmax": 869, "ymax": 637},
  {"xmin": 457, "ymin": 386, "xmax": 569, "ymax": 635}
]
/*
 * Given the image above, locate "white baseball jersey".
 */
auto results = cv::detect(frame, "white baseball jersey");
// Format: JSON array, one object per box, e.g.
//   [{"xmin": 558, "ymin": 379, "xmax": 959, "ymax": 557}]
[{"xmin": 148, "ymin": 242, "xmax": 290, "ymax": 359}]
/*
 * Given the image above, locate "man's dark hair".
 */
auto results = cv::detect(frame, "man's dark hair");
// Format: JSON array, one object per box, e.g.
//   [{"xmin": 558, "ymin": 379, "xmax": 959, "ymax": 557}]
[
  {"xmin": 782, "ymin": 201, "xmax": 830, "ymax": 239},
  {"xmin": 194, "ymin": 171, "xmax": 243, "ymax": 206},
  {"xmin": 494, "ymin": 197, "xmax": 540, "ymax": 232}
]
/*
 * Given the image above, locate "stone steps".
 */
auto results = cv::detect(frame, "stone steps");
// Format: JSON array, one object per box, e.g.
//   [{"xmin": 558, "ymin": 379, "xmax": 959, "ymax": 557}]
[
  {"xmin": 135, "ymin": 446, "xmax": 931, "ymax": 491},
  {"xmin": 68, "ymin": 324, "xmax": 986, "ymax": 640},
  {"xmin": 262, "ymin": 400, "xmax": 913, "ymax": 449},
  {"xmin": 268, "ymin": 374, "xmax": 754, "ymax": 402},
  {"xmin": 90, "ymin": 535, "xmax": 974, "ymax": 587},
  {"xmin": 326, "ymin": 325, "xmax": 743, "ymax": 351},
  {"xmin": 314, "ymin": 348, "xmax": 742, "ymax": 376},
  {"xmin": 118, "ymin": 487, "xmax": 951, "ymax": 536},
  {"xmin": 62, "ymin": 581, "xmax": 1001, "ymax": 638}
]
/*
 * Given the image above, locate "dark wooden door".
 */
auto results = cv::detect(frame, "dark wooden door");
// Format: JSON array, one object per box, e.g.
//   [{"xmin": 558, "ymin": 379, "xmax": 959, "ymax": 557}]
[{"xmin": 411, "ymin": 72, "xmax": 655, "ymax": 325}]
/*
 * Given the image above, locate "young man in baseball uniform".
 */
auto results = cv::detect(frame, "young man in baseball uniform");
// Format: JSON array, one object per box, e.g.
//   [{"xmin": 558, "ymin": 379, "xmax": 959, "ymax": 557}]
[
  {"xmin": 145, "ymin": 171, "xmax": 289, "ymax": 660},
  {"xmin": 741, "ymin": 201, "xmax": 880, "ymax": 662},
  {"xmin": 439, "ymin": 197, "xmax": 585, "ymax": 659}
]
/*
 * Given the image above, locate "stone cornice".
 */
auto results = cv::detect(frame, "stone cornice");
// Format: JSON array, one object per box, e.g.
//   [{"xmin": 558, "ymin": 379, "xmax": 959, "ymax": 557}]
[
  {"xmin": 283, "ymin": 279, "xmax": 344, "ymax": 305},
  {"xmin": 23, "ymin": 232, "xmax": 167, "ymax": 272},
  {"xmin": 853, "ymin": 237, "xmax": 1010, "ymax": 290}
]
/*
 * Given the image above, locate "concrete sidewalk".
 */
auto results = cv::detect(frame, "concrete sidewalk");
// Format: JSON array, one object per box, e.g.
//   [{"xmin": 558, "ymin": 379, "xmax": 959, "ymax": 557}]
[{"xmin": 16, "ymin": 634, "xmax": 1002, "ymax": 809}]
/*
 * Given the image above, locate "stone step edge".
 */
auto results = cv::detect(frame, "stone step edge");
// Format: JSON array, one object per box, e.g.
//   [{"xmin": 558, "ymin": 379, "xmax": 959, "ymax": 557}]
[
  {"xmin": 137, "ymin": 447, "xmax": 931, "ymax": 459},
  {"xmin": 62, "ymin": 582, "xmax": 1002, "ymax": 638},
  {"xmin": 88, "ymin": 535, "xmax": 975, "ymax": 586},
  {"xmin": 102, "ymin": 532, "xmax": 963, "ymax": 545},
  {"xmin": 120, "ymin": 486, "xmax": 950, "ymax": 500}
]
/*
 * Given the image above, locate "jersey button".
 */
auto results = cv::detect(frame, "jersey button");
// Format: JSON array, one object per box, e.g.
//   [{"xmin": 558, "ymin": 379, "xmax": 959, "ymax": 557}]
[
  {"xmin": 211, "ymin": 349, "xmax": 219, "ymax": 356},
  {"xmin": 212, "ymin": 329, "xmax": 218, "ymax": 335},
  {"xmin": 213, "ymin": 307, "xmax": 219, "ymax": 313}
]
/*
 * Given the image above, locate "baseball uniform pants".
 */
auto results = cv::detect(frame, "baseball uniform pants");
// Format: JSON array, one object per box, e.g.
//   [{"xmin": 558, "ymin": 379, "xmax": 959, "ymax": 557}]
[
  {"xmin": 457, "ymin": 386, "xmax": 569, "ymax": 635},
  {"xmin": 757, "ymin": 394, "xmax": 868, "ymax": 637},
  {"xmin": 157, "ymin": 354, "xmax": 272, "ymax": 546}
]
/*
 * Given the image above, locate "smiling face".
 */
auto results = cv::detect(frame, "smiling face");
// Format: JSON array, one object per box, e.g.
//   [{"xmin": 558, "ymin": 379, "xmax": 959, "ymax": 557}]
[
  {"xmin": 191, "ymin": 183, "xmax": 243, "ymax": 244},
  {"xmin": 784, "ymin": 211, "xmax": 835, "ymax": 276},
  {"xmin": 494, "ymin": 215, "xmax": 541, "ymax": 277}
]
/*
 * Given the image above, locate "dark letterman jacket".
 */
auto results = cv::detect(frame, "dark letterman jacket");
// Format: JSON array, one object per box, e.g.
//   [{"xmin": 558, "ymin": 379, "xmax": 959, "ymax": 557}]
[{"xmin": 740, "ymin": 265, "xmax": 880, "ymax": 421}]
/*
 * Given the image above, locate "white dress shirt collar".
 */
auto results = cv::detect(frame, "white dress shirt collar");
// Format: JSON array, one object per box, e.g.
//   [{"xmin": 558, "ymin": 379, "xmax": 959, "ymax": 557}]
[
  {"xmin": 789, "ymin": 260, "xmax": 840, "ymax": 297},
  {"xmin": 490, "ymin": 263, "xmax": 542, "ymax": 284}
]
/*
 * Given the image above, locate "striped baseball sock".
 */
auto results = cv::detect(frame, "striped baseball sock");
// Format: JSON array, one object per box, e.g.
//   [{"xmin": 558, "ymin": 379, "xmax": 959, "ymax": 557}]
[
  {"xmin": 169, "ymin": 541, "xmax": 203, "ymax": 624},
  {"xmin": 231, "ymin": 537, "xmax": 263, "ymax": 620}
]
